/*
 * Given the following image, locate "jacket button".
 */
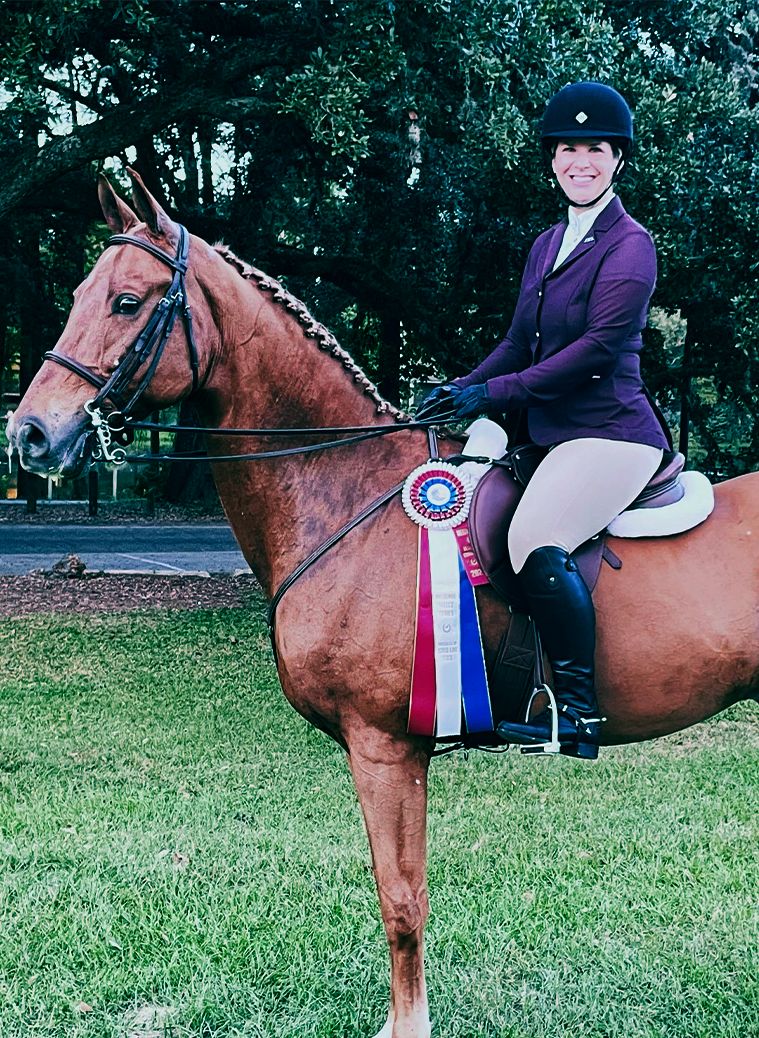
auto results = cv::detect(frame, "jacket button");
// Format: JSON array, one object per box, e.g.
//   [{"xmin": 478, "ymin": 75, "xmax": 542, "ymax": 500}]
[{"xmin": 536, "ymin": 332, "xmax": 540, "ymax": 339}]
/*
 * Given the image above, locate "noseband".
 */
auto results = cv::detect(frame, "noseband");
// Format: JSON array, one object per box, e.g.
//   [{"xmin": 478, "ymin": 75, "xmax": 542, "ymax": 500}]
[{"xmin": 43, "ymin": 225, "xmax": 201, "ymax": 431}]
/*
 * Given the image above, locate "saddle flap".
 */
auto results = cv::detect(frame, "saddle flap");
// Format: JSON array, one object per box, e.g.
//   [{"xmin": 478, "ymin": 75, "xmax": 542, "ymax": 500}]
[
  {"xmin": 468, "ymin": 466, "xmax": 608, "ymax": 608},
  {"xmin": 469, "ymin": 466, "xmax": 525, "ymax": 607}
]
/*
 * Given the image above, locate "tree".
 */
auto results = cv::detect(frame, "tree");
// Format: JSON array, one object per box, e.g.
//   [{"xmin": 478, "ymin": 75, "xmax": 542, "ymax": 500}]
[{"xmin": 1, "ymin": 0, "xmax": 757, "ymax": 483}]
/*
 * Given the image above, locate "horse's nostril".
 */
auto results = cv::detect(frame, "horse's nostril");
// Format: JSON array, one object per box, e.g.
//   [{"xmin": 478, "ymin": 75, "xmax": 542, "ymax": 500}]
[{"xmin": 17, "ymin": 418, "xmax": 51, "ymax": 458}]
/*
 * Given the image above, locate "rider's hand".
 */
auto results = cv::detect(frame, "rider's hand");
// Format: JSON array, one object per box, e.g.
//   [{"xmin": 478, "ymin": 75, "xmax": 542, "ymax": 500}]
[
  {"xmin": 414, "ymin": 383, "xmax": 454, "ymax": 420},
  {"xmin": 448, "ymin": 383, "xmax": 490, "ymax": 421},
  {"xmin": 418, "ymin": 384, "xmax": 452, "ymax": 406}
]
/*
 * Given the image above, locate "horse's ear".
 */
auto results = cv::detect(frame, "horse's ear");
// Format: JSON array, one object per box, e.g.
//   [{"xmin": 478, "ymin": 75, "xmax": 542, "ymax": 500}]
[
  {"xmin": 97, "ymin": 174, "xmax": 138, "ymax": 234},
  {"xmin": 126, "ymin": 166, "xmax": 172, "ymax": 238}
]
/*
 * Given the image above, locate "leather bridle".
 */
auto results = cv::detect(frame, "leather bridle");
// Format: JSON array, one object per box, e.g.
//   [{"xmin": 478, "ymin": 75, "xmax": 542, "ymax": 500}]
[
  {"xmin": 37, "ymin": 222, "xmax": 445, "ymax": 468},
  {"xmin": 43, "ymin": 225, "xmax": 201, "ymax": 421}
]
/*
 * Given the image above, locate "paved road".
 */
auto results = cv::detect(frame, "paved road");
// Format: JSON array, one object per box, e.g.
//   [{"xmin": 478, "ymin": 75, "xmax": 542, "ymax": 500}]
[{"xmin": 0, "ymin": 524, "xmax": 250, "ymax": 575}]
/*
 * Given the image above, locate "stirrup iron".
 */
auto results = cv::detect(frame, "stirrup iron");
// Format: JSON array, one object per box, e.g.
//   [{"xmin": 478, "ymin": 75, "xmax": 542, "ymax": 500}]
[{"xmin": 520, "ymin": 682, "xmax": 561, "ymax": 755}]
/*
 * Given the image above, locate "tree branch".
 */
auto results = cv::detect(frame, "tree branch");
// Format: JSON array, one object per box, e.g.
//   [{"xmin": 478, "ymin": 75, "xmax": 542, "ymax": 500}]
[
  {"xmin": 258, "ymin": 244, "xmax": 436, "ymax": 337},
  {"xmin": 0, "ymin": 81, "xmax": 276, "ymax": 220},
  {"xmin": 41, "ymin": 76, "xmax": 106, "ymax": 115}
]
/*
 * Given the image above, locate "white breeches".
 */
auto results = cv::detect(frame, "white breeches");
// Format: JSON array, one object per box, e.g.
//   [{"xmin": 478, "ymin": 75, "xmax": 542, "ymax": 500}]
[{"xmin": 508, "ymin": 437, "xmax": 664, "ymax": 573}]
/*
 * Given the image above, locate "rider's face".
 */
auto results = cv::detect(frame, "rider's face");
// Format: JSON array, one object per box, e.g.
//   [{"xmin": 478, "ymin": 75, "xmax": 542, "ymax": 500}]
[{"xmin": 552, "ymin": 140, "xmax": 620, "ymax": 207}]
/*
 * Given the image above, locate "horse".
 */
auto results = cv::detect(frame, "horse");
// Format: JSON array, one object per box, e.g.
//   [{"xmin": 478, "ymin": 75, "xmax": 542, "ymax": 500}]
[{"xmin": 8, "ymin": 169, "xmax": 759, "ymax": 1038}]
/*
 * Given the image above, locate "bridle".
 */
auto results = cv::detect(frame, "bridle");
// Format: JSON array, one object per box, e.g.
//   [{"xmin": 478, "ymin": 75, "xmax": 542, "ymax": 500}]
[{"xmin": 43, "ymin": 225, "xmax": 202, "ymax": 462}]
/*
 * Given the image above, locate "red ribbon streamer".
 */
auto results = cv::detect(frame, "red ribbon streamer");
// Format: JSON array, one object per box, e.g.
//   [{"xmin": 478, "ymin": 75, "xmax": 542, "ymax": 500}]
[
  {"xmin": 454, "ymin": 521, "xmax": 489, "ymax": 586},
  {"xmin": 408, "ymin": 527, "xmax": 437, "ymax": 735}
]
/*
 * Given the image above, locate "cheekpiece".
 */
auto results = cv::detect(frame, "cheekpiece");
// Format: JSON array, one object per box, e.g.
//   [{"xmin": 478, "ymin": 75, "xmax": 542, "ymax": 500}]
[{"xmin": 402, "ymin": 461, "xmax": 475, "ymax": 531}]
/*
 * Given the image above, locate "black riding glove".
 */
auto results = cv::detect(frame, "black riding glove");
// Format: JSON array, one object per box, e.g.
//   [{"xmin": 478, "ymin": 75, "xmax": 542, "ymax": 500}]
[
  {"xmin": 414, "ymin": 384, "xmax": 455, "ymax": 421},
  {"xmin": 447, "ymin": 383, "xmax": 490, "ymax": 420}
]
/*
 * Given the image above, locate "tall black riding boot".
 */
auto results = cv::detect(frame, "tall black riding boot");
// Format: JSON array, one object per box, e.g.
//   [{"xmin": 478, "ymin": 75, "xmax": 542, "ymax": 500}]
[{"xmin": 496, "ymin": 545, "xmax": 603, "ymax": 759}]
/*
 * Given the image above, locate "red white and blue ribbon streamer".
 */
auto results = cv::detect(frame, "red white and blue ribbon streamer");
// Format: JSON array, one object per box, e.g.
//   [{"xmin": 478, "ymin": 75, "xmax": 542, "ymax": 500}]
[
  {"xmin": 404, "ymin": 462, "xmax": 492, "ymax": 737},
  {"xmin": 409, "ymin": 528, "xmax": 437, "ymax": 735}
]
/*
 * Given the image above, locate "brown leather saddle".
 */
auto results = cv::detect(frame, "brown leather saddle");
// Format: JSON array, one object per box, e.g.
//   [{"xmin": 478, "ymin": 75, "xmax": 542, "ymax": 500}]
[
  {"xmin": 467, "ymin": 446, "xmax": 685, "ymax": 608},
  {"xmin": 449, "ymin": 446, "xmax": 685, "ymax": 737}
]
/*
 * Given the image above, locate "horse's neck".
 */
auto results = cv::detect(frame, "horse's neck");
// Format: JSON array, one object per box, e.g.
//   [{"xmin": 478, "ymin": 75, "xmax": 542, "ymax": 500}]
[{"xmin": 200, "ymin": 276, "xmax": 413, "ymax": 594}]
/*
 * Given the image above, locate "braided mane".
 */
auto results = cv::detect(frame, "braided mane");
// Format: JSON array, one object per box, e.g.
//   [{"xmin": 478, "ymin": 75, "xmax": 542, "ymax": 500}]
[{"xmin": 213, "ymin": 243, "xmax": 406, "ymax": 420}]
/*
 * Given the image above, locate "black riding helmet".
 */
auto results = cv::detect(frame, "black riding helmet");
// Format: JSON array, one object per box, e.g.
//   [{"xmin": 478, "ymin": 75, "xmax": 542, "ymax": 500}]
[{"xmin": 541, "ymin": 82, "xmax": 633, "ymax": 208}]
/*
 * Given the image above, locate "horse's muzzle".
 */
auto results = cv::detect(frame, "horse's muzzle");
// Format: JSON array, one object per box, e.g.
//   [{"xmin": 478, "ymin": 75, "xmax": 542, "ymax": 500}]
[{"xmin": 10, "ymin": 414, "xmax": 92, "ymax": 478}]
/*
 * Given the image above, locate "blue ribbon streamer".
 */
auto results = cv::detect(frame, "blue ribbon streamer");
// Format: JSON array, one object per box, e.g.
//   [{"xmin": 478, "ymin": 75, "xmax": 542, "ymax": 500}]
[{"xmin": 458, "ymin": 554, "xmax": 493, "ymax": 732}]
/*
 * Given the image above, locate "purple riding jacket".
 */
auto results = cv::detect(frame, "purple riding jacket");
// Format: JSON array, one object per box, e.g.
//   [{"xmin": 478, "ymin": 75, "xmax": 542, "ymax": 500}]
[{"xmin": 456, "ymin": 196, "xmax": 670, "ymax": 450}]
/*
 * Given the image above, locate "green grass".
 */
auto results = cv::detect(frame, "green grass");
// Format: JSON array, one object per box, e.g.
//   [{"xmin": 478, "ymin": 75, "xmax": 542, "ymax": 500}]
[{"xmin": 0, "ymin": 596, "xmax": 757, "ymax": 1038}]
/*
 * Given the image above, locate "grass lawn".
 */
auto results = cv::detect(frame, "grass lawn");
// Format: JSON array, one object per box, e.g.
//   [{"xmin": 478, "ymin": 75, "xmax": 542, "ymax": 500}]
[{"xmin": 0, "ymin": 594, "xmax": 757, "ymax": 1038}]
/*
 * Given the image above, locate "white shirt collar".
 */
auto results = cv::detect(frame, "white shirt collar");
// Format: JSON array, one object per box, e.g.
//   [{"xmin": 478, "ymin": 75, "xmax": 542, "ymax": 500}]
[
  {"xmin": 567, "ymin": 190, "xmax": 616, "ymax": 236},
  {"xmin": 552, "ymin": 192, "xmax": 617, "ymax": 272}
]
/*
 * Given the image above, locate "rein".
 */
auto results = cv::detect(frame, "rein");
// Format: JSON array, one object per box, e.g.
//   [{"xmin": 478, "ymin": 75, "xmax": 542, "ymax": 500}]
[
  {"xmin": 124, "ymin": 427, "xmax": 417, "ymax": 464},
  {"xmin": 112, "ymin": 417, "xmax": 440, "ymax": 465},
  {"xmin": 266, "ymin": 479, "xmax": 406, "ymax": 656}
]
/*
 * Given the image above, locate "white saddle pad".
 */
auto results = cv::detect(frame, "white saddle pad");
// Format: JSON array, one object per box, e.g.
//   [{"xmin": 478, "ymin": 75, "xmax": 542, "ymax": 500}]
[{"xmin": 608, "ymin": 470, "xmax": 714, "ymax": 538}]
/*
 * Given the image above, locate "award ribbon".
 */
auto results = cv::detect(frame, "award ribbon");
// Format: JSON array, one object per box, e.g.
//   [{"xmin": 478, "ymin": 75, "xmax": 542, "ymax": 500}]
[
  {"xmin": 428, "ymin": 528, "xmax": 463, "ymax": 737},
  {"xmin": 408, "ymin": 527, "xmax": 437, "ymax": 735},
  {"xmin": 457, "ymin": 553, "xmax": 493, "ymax": 732},
  {"xmin": 404, "ymin": 461, "xmax": 494, "ymax": 738}
]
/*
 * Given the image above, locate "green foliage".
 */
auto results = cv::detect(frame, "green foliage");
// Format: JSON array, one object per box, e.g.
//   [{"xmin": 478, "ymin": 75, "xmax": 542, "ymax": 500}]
[
  {"xmin": 279, "ymin": 51, "xmax": 373, "ymax": 161},
  {"xmin": 1, "ymin": 0, "xmax": 758, "ymax": 477}
]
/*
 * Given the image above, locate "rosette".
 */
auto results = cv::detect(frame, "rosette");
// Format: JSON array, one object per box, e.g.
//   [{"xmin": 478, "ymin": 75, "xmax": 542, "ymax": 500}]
[{"xmin": 402, "ymin": 462, "xmax": 475, "ymax": 531}]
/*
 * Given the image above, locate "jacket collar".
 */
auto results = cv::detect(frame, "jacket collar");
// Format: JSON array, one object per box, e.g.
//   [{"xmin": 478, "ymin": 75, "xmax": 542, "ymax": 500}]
[{"xmin": 542, "ymin": 195, "xmax": 626, "ymax": 278}]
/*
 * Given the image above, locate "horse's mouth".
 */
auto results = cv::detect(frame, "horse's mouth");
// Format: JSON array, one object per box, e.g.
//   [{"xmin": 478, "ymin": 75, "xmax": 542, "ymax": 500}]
[{"xmin": 9, "ymin": 414, "xmax": 93, "ymax": 480}]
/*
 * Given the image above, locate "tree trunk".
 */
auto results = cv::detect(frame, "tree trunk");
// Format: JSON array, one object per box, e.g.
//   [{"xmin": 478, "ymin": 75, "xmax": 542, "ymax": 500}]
[
  {"xmin": 378, "ymin": 311, "xmax": 402, "ymax": 404},
  {"xmin": 0, "ymin": 298, "xmax": 8, "ymax": 409},
  {"xmin": 679, "ymin": 307, "xmax": 702, "ymax": 460},
  {"xmin": 17, "ymin": 214, "xmax": 46, "ymax": 508},
  {"xmin": 198, "ymin": 121, "xmax": 214, "ymax": 208}
]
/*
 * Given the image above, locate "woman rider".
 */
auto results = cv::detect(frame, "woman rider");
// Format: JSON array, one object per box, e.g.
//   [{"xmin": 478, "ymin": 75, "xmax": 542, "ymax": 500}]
[{"xmin": 418, "ymin": 82, "xmax": 671, "ymax": 760}]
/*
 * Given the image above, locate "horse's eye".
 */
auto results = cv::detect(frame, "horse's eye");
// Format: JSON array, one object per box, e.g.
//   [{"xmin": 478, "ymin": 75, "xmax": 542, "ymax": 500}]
[{"xmin": 113, "ymin": 294, "xmax": 142, "ymax": 316}]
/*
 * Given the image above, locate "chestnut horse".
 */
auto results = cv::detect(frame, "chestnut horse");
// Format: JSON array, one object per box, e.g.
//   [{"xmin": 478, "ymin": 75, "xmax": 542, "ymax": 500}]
[{"xmin": 8, "ymin": 171, "xmax": 759, "ymax": 1038}]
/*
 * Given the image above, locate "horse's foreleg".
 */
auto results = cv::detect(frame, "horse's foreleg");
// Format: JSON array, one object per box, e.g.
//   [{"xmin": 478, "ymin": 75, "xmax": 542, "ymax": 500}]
[{"xmin": 345, "ymin": 728, "xmax": 432, "ymax": 1038}]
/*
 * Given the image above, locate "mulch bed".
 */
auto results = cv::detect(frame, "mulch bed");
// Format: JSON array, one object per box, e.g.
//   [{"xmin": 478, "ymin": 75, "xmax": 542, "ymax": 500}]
[
  {"xmin": 0, "ymin": 572, "xmax": 261, "ymax": 617},
  {"xmin": 0, "ymin": 503, "xmax": 226, "ymax": 524}
]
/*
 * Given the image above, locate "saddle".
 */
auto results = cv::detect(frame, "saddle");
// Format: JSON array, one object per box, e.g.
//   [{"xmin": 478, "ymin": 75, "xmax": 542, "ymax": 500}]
[
  {"xmin": 455, "ymin": 445, "xmax": 688, "ymax": 733},
  {"xmin": 468, "ymin": 446, "xmax": 686, "ymax": 610}
]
